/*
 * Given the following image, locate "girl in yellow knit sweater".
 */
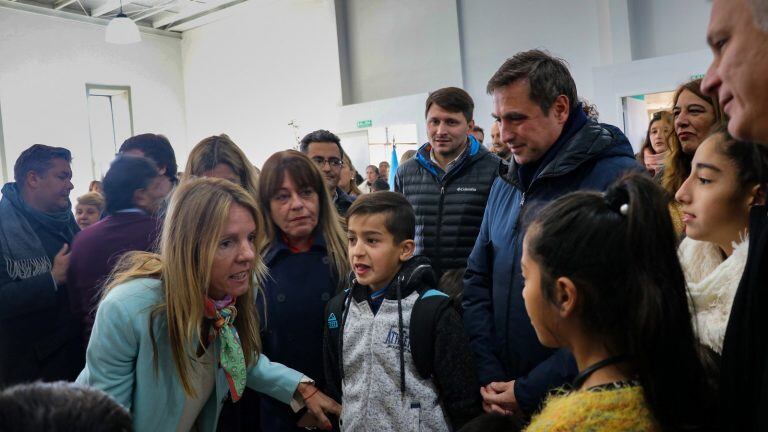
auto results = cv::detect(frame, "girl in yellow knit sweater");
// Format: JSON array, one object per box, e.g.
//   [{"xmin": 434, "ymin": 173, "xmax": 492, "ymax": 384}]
[{"xmin": 482, "ymin": 174, "xmax": 717, "ymax": 431}]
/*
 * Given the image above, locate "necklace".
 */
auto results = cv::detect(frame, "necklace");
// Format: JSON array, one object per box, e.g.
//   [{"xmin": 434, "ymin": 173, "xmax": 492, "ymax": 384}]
[{"xmin": 571, "ymin": 354, "xmax": 630, "ymax": 390}]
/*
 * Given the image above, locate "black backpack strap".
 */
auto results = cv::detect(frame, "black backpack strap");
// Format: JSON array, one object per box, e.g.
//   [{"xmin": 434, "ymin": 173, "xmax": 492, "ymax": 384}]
[
  {"xmin": 323, "ymin": 290, "xmax": 349, "ymax": 402},
  {"xmin": 409, "ymin": 288, "xmax": 451, "ymax": 379}
]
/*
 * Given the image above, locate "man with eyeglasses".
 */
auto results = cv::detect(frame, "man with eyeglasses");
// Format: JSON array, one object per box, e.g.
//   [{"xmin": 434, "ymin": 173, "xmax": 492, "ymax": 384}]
[{"xmin": 300, "ymin": 129, "xmax": 355, "ymax": 216}]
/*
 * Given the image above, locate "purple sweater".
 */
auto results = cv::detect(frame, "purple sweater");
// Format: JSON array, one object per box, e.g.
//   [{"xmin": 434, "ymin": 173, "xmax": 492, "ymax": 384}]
[{"xmin": 67, "ymin": 212, "xmax": 160, "ymax": 345}]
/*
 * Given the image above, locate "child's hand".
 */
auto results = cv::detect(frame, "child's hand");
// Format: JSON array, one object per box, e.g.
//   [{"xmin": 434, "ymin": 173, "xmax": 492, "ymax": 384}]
[{"xmin": 480, "ymin": 381, "xmax": 519, "ymax": 415}]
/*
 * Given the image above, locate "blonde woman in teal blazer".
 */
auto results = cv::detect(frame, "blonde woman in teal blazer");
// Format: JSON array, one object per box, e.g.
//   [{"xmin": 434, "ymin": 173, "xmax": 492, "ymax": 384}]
[{"xmin": 77, "ymin": 177, "xmax": 339, "ymax": 431}]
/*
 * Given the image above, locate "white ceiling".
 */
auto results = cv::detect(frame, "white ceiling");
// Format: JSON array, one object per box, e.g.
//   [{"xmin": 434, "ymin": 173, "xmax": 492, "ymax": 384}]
[{"xmin": 2, "ymin": 0, "xmax": 247, "ymax": 32}]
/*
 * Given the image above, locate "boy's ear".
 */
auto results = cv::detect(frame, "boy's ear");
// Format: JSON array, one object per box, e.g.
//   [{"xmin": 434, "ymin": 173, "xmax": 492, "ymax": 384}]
[
  {"xmin": 554, "ymin": 276, "xmax": 577, "ymax": 319},
  {"xmin": 399, "ymin": 239, "xmax": 416, "ymax": 262}
]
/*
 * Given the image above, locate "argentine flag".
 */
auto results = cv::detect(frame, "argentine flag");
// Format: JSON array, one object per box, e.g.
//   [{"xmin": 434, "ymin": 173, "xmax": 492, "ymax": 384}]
[{"xmin": 388, "ymin": 144, "xmax": 398, "ymax": 191}]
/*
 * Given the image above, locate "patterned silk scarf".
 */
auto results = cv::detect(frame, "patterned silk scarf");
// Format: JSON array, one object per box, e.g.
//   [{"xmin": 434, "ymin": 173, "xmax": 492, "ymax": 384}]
[{"xmin": 204, "ymin": 295, "xmax": 247, "ymax": 402}]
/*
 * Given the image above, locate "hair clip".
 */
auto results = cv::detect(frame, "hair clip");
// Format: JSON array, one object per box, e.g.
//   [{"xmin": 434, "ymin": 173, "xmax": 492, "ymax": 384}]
[
  {"xmin": 619, "ymin": 203, "xmax": 629, "ymax": 216},
  {"xmin": 603, "ymin": 190, "xmax": 629, "ymax": 217}
]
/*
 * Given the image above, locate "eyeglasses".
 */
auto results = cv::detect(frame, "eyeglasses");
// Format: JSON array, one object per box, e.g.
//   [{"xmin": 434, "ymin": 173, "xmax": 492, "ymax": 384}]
[{"xmin": 311, "ymin": 157, "xmax": 344, "ymax": 168}]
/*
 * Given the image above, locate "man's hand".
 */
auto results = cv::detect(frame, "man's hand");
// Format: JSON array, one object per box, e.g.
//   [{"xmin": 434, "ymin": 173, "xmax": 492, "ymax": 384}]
[
  {"xmin": 51, "ymin": 244, "xmax": 70, "ymax": 285},
  {"xmin": 295, "ymin": 383, "xmax": 341, "ymax": 431},
  {"xmin": 480, "ymin": 380, "xmax": 518, "ymax": 415}
]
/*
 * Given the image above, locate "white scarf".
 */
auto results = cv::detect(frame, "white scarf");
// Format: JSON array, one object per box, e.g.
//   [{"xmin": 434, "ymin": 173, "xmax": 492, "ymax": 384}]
[{"xmin": 678, "ymin": 237, "xmax": 749, "ymax": 353}]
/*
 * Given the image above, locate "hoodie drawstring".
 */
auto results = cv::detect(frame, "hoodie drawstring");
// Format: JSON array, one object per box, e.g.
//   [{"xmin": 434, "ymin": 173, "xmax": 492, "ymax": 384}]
[{"xmin": 396, "ymin": 274, "xmax": 406, "ymax": 395}]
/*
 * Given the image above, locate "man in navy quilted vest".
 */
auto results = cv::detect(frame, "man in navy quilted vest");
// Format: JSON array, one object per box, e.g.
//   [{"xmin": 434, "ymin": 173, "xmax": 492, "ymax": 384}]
[{"xmin": 394, "ymin": 87, "xmax": 501, "ymax": 278}]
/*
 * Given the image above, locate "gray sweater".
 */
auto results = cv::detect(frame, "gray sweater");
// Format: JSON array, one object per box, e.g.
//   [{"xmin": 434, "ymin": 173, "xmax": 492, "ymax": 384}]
[
  {"xmin": 324, "ymin": 257, "xmax": 481, "ymax": 431},
  {"xmin": 340, "ymin": 291, "xmax": 450, "ymax": 431}
]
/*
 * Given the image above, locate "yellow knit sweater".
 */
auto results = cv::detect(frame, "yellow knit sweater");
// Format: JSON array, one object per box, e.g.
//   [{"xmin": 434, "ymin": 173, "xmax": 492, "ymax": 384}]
[{"xmin": 525, "ymin": 383, "xmax": 660, "ymax": 432}]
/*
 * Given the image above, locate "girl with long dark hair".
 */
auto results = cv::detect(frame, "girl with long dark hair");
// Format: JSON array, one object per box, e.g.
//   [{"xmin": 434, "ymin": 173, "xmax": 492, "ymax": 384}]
[
  {"xmin": 636, "ymin": 111, "xmax": 673, "ymax": 177},
  {"xmin": 676, "ymin": 128, "xmax": 768, "ymax": 353},
  {"xmin": 497, "ymin": 174, "xmax": 716, "ymax": 430}
]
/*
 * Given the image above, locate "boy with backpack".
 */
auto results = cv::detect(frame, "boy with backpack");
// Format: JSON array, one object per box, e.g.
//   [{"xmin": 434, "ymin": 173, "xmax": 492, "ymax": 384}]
[{"xmin": 323, "ymin": 191, "xmax": 481, "ymax": 431}]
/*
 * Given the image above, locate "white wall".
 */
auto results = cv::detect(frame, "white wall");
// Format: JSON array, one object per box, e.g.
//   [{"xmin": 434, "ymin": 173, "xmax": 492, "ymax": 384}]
[
  {"xmin": 628, "ymin": 0, "xmax": 711, "ymax": 60},
  {"xmin": 339, "ymin": 0, "xmax": 463, "ymax": 104},
  {"xmin": 592, "ymin": 49, "xmax": 713, "ymax": 131},
  {"xmin": 179, "ymin": 0, "xmax": 717, "ymax": 168},
  {"xmin": 624, "ymin": 96, "xmax": 651, "ymax": 152},
  {"xmin": 0, "ymin": 8, "xmax": 187, "ymax": 196},
  {"xmin": 337, "ymin": 92, "xmax": 428, "ymax": 170},
  {"xmin": 338, "ymin": 93, "xmax": 428, "ymax": 143},
  {"xmin": 457, "ymin": 0, "xmax": 607, "ymax": 130},
  {"xmin": 596, "ymin": 0, "xmax": 633, "ymax": 66},
  {"xmin": 0, "ymin": 0, "xmax": 710, "ymax": 189},
  {"xmin": 181, "ymin": 0, "xmax": 344, "ymax": 168}
]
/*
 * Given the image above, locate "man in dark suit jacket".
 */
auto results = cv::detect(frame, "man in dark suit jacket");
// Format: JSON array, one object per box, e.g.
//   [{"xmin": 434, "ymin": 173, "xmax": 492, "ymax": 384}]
[
  {"xmin": 68, "ymin": 155, "xmax": 164, "ymax": 345},
  {"xmin": 701, "ymin": 1, "xmax": 768, "ymax": 429}
]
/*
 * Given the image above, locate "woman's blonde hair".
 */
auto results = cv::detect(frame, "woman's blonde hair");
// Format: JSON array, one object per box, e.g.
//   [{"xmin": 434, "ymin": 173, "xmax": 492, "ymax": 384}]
[
  {"xmin": 184, "ymin": 134, "xmax": 260, "ymax": 198},
  {"xmin": 662, "ymin": 79, "xmax": 725, "ymax": 195},
  {"xmin": 102, "ymin": 177, "xmax": 268, "ymax": 397},
  {"xmin": 342, "ymin": 154, "xmax": 362, "ymax": 196},
  {"xmin": 184, "ymin": 134, "xmax": 267, "ymax": 249},
  {"xmin": 76, "ymin": 192, "xmax": 105, "ymax": 213},
  {"xmin": 258, "ymin": 151, "xmax": 349, "ymax": 289}
]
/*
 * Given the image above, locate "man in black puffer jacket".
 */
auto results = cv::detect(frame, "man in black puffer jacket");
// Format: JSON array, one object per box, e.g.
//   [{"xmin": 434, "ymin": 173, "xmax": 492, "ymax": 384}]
[{"xmin": 395, "ymin": 87, "xmax": 501, "ymax": 277}]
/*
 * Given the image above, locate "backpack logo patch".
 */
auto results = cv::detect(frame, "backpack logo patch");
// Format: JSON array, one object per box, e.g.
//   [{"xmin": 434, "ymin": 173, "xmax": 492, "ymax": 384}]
[
  {"xmin": 327, "ymin": 313, "xmax": 338, "ymax": 329},
  {"xmin": 384, "ymin": 326, "xmax": 411, "ymax": 352}
]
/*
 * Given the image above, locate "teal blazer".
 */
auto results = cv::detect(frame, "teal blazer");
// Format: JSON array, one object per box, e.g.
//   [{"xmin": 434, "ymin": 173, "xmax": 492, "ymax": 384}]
[{"xmin": 76, "ymin": 278, "xmax": 303, "ymax": 432}]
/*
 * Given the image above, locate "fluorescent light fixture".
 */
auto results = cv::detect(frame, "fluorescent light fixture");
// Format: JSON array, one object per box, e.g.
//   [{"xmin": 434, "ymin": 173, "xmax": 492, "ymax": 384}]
[{"xmin": 105, "ymin": 13, "xmax": 141, "ymax": 44}]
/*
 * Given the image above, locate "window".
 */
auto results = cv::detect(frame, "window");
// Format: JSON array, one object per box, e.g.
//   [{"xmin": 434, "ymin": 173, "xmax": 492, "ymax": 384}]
[{"xmin": 86, "ymin": 85, "xmax": 134, "ymax": 180}]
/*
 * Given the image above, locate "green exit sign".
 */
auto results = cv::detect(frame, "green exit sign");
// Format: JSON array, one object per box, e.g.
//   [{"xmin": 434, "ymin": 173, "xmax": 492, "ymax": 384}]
[
  {"xmin": 357, "ymin": 119, "xmax": 373, "ymax": 128},
  {"xmin": 690, "ymin": 73, "xmax": 705, "ymax": 80}
]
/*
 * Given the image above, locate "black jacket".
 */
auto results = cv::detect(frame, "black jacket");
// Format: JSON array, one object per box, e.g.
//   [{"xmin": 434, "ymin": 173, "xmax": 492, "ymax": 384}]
[
  {"xmin": 333, "ymin": 187, "xmax": 355, "ymax": 217},
  {"xmin": 394, "ymin": 137, "xmax": 500, "ymax": 275},
  {"xmin": 257, "ymin": 234, "xmax": 339, "ymax": 432},
  {"xmin": 720, "ymin": 205, "xmax": 768, "ymax": 431},
  {"xmin": 0, "ymin": 183, "xmax": 84, "ymax": 386}
]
